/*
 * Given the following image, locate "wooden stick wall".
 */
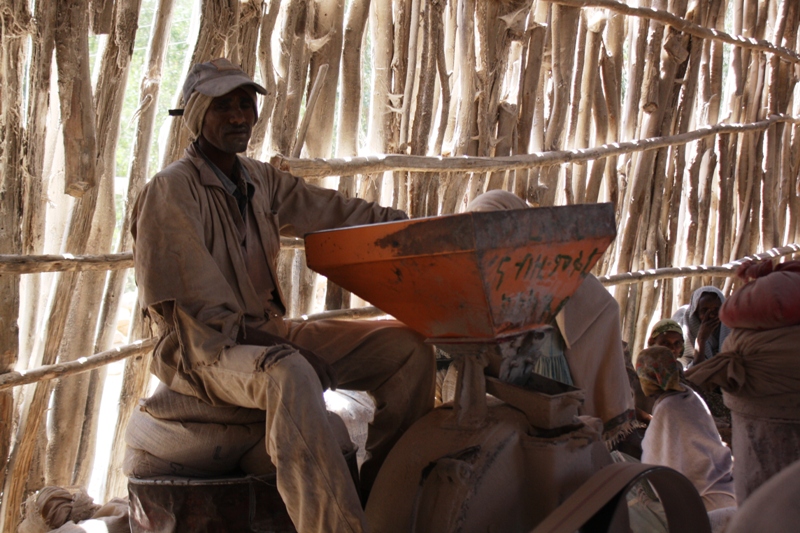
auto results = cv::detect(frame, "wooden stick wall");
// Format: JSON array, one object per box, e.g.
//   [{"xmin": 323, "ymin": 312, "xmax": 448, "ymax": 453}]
[{"xmin": 1, "ymin": 0, "xmax": 799, "ymax": 528}]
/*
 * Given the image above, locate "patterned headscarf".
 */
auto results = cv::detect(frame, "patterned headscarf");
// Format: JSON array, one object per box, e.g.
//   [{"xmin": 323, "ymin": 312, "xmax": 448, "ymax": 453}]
[{"xmin": 636, "ymin": 346, "xmax": 685, "ymax": 397}]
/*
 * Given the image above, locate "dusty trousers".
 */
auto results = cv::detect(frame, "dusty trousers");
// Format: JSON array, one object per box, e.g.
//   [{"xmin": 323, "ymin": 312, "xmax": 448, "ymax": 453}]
[{"xmin": 186, "ymin": 318, "xmax": 435, "ymax": 532}]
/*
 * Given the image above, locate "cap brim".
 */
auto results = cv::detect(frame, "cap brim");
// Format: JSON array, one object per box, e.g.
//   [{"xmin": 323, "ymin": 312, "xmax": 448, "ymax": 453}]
[{"xmin": 193, "ymin": 75, "xmax": 268, "ymax": 98}]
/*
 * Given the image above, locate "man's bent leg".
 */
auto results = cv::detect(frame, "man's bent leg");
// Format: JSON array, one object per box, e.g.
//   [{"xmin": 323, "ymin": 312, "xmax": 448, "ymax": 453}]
[
  {"xmin": 285, "ymin": 320, "xmax": 436, "ymax": 494},
  {"xmin": 194, "ymin": 347, "xmax": 367, "ymax": 533}
]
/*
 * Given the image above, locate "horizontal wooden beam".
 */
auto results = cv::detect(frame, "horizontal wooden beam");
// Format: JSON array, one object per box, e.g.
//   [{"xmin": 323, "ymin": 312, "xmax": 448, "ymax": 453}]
[
  {"xmin": 547, "ymin": 0, "xmax": 800, "ymax": 64},
  {"xmin": 598, "ymin": 244, "xmax": 800, "ymax": 286},
  {"xmin": 4, "ymin": 244, "xmax": 797, "ymax": 390},
  {"xmin": 0, "ymin": 338, "xmax": 158, "ymax": 391},
  {"xmin": 0, "ymin": 306, "xmax": 383, "ymax": 390},
  {"xmin": 0, "ymin": 237, "xmax": 305, "ymax": 274},
  {"xmin": 274, "ymin": 114, "xmax": 800, "ymax": 178},
  {"xmin": 0, "ymin": 252, "xmax": 134, "ymax": 274}
]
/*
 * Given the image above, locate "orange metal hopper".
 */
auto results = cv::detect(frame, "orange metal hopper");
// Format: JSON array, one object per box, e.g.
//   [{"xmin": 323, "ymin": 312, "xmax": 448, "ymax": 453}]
[{"xmin": 304, "ymin": 203, "xmax": 616, "ymax": 342}]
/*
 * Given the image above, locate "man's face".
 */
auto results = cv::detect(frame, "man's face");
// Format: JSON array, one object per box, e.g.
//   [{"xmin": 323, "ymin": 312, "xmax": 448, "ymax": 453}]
[
  {"xmin": 200, "ymin": 88, "xmax": 256, "ymax": 154},
  {"xmin": 697, "ymin": 293, "xmax": 721, "ymax": 322},
  {"xmin": 650, "ymin": 332, "xmax": 684, "ymax": 360}
]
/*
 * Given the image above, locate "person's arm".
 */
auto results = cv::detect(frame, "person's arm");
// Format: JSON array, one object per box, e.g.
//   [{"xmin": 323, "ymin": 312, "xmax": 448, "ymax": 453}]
[
  {"xmin": 693, "ymin": 315, "xmax": 720, "ymax": 365},
  {"xmin": 260, "ymin": 161, "xmax": 407, "ymax": 236}
]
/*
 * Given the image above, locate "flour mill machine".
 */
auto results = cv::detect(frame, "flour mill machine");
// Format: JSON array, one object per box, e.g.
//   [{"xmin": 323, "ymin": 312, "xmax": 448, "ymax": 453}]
[{"xmin": 304, "ymin": 203, "xmax": 642, "ymax": 532}]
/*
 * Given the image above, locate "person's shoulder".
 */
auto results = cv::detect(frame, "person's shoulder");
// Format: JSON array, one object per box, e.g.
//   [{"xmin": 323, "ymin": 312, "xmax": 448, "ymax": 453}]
[
  {"xmin": 144, "ymin": 157, "xmax": 202, "ymax": 193},
  {"xmin": 671, "ymin": 305, "xmax": 689, "ymax": 322},
  {"xmin": 152, "ymin": 156, "xmax": 199, "ymax": 181},
  {"xmin": 659, "ymin": 388, "xmax": 707, "ymax": 415}
]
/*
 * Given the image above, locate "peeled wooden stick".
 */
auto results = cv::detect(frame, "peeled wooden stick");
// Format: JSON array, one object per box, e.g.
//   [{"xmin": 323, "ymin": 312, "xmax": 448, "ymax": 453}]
[
  {"xmin": 599, "ymin": 244, "xmax": 800, "ymax": 286},
  {"xmin": 0, "ymin": 238, "xmax": 303, "ymax": 274},
  {"xmin": 547, "ymin": 0, "xmax": 800, "ymax": 64},
  {"xmin": 0, "ymin": 306, "xmax": 385, "ymax": 390},
  {"xmin": 292, "ymin": 63, "xmax": 329, "ymax": 158},
  {"xmin": 275, "ymin": 114, "xmax": 800, "ymax": 178},
  {"xmin": 0, "ymin": 339, "xmax": 157, "ymax": 392},
  {"xmin": 4, "ymin": 244, "xmax": 797, "ymax": 391}
]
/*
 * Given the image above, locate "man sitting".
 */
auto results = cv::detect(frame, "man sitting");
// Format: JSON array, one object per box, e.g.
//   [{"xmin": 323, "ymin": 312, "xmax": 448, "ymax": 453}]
[{"xmin": 130, "ymin": 58, "xmax": 435, "ymax": 532}]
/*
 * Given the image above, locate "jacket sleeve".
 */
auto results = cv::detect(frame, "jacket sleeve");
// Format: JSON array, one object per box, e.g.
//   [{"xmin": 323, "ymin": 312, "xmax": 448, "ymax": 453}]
[
  {"xmin": 259, "ymin": 162, "xmax": 408, "ymax": 237},
  {"xmin": 131, "ymin": 172, "xmax": 243, "ymax": 346}
]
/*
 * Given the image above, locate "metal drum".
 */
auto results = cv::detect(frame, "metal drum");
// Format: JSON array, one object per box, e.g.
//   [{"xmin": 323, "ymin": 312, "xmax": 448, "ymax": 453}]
[{"xmin": 128, "ymin": 449, "xmax": 359, "ymax": 532}]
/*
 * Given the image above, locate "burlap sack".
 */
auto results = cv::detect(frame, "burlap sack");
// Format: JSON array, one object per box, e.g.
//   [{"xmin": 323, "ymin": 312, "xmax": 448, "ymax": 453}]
[
  {"xmin": 125, "ymin": 406, "xmax": 265, "ymax": 476},
  {"xmin": 140, "ymin": 382, "xmax": 266, "ymax": 424},
  {"xmin": 125, "ymin": 385, "xmax": 356, "ymax": 478}
]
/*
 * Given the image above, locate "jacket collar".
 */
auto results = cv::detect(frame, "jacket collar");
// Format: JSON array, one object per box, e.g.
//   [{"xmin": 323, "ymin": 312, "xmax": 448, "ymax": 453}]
[{"xmin": 183, "ymin": 142, "xmax": 246, "ymax": 191}]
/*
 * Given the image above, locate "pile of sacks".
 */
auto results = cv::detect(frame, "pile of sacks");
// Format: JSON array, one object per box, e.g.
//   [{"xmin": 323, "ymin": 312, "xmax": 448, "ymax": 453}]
[{"xmin": 125, "ymin": 383, "xmax": 354, "ymax": 478}]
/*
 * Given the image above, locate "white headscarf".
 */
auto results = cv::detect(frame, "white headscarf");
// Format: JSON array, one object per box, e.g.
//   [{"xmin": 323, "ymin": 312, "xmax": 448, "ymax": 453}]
[
  {"xmin": 182, "ymin": 92, "xmax": 214, "ymax": 142},
  {"xmin": 465, "ymin": 190, "xmax": 528, "ymax": 212}
]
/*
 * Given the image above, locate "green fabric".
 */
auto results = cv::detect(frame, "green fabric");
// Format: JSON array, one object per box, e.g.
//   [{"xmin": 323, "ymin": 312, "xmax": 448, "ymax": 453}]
[{"xmin": 648, "ymin": 319, "xmax": 683, "ymax": 343}]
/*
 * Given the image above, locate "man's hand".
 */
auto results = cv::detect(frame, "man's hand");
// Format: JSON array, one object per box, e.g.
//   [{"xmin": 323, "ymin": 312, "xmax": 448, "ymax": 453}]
[
  {"xmin": 694, "ymin": 315, "xmax": 720, "ymax": 364},
  {"xmin": 238, "ymin": 326, "xmax": 338, "ymax": 391},
  {"xmin": 299, "ymin": 349, "xmax": 338, "ymax": 391}
]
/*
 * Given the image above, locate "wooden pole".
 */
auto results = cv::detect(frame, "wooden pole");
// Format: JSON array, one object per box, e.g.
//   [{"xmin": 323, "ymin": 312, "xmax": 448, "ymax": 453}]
[
  {"xmin": 160, "ymin": 0, "xmax": 234, "ymax": 168},
  {"xmin": 270, "ymin": 0, "xmax": 309, "ymax": 156},
  {"xmin": 600, "ymin": 244, "xmax": 800, "ymax": 286},
  {"xmin": 18, "ymin": 0, "xmax": 55, "ymax": 371},
  {"xmin": 248, "ymin": 0, "xmax": 280, "ymax": 158},
  {"xmin": 56, "ymin": 0, "xmax": 97, "ymax": 197},
  {"xmin": 271, "ymin": 114, "xmax": 800, "ymax": 174},
  {"xmin": 541, "ymin": 3, "xmax": 579, "ymax": 206},
  {"xmin": 305, "ymin": 0, "xmax": 344, "ymax": 159},
  {"xmin": 0, "ymin": 239, "xmax": 303, "ymax": 274},
  {"xmin": 292, "ymin": 63, "xmax": 329, "ymax": 158},
  {"xmin": 0, "ymin": 0, "xmax": 31, "ymax": 503},
  {"xmin": 1, "ymin": 0, "xmax": 100, "ymax": 526},
  {"xmin": 103, "ymin": 308, "xmax": 154, "ymax": 500},
  {"xmin": 572, "ymin": 12, "xmax": 604, "ymax": 204}
]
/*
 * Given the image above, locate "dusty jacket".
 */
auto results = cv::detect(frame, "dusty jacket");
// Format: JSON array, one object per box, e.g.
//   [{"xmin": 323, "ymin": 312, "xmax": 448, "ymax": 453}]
[{"xmin": 131, "ymin": 144, "xmax": 406, "ymax": 401}]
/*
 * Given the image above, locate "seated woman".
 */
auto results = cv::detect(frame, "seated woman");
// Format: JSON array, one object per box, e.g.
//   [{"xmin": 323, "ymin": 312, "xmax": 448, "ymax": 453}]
[
  {"xmin": 672, "ymin": 288, "xmax": 733, "ymax": 439},
  {"xmin": 647, "ymin": 319, "xmax": 685, "ymax": 361},
  {"xmin": 465, "ymin": 190, "xmax": 635, "ymax": 445},
  {"xmin": 636, "ymin": 346, "xmax": 736, "ymax": 512},
  {"xmin": 672, "ymin": 286, "xmax": 731, "ymax": 368}
]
